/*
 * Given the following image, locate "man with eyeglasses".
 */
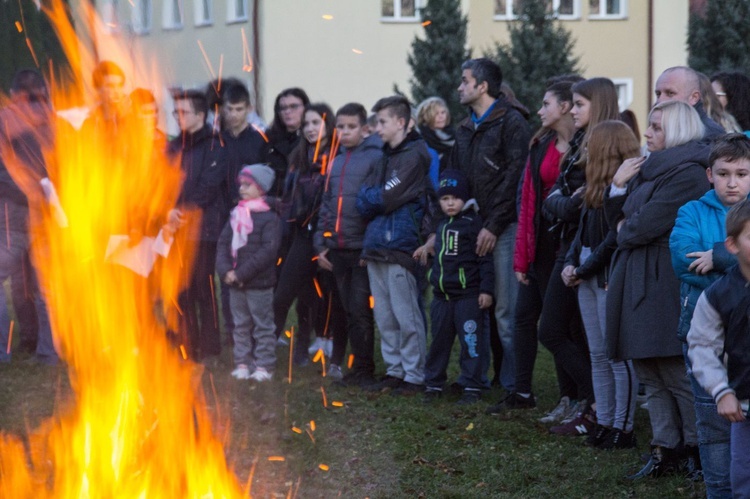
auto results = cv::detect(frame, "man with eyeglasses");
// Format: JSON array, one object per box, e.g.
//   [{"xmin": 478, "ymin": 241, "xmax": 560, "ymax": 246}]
[{"xmin": 167, "ymin": 89, "xmax": 227, "ymax": 361}]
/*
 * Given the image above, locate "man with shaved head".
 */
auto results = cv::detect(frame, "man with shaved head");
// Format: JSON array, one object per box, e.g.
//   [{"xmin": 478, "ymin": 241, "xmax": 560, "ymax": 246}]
[{"xmin": 654, "ymin": 66, "xmax": 725, "ymax": 139}]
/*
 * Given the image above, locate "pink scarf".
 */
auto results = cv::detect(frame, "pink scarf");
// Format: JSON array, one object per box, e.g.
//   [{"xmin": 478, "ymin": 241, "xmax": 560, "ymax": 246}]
[{"xmin": 230, "ymin": 198, "xmax": 270, "ymax": 264}]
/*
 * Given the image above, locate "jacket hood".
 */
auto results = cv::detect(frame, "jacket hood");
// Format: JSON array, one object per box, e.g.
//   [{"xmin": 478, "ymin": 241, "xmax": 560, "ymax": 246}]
[
  {"xmin": 641, "ymin": 139, "xmax": 710, "ymax": 181},
  {"xmin": 698, "ymin": 188, "xmax": 732, "ymax": 213},
  {"xmin": 346, "ymin": 133, "xmax": 383, "ymax": 154}
]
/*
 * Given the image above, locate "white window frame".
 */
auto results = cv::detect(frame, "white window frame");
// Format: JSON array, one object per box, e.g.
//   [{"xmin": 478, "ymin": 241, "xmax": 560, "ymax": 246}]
[
  {"xmin": 100, "ymin": 0, "xmax": 120, "ymax": 32},
  {"xmin": 162, "ymin": 0, "xmax": 183, "ymax": 30},
  {"xmin": 131, "ymin": 0, "xmax": 151, "ymax": 35},
  {"xmin": 612, "ymin": 77, "xmax": 633, "ymax": 112},
  {"xmin": 227, "ymin": 0, "xmax": 249, "ymax": 23},
  {"xmin": 194, "ymin": 0, "xmax": 213, "ymax": 26},
  {"xmin": 589, "ymin": 0, "xmax": 627, "ymax": 20},
  {"xmin": 380, "ymin": 0, "xmax": 425, "ymax": 23},
  {"xmin": 494, "ymin": 0, "xmax": 581, "ymax": 21}
]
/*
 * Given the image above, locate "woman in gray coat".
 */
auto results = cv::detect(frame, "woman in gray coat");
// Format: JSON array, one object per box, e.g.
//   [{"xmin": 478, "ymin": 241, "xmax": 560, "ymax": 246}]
[{"xmin": 604, "ymin": 100, "xmax": 710, "ymax": 479}]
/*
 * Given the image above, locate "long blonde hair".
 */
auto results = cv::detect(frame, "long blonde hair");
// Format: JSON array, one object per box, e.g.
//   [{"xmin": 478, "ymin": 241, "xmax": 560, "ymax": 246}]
[{"xmin": 583, "ymin": 121, "xmax": 641, "ymax": 208}]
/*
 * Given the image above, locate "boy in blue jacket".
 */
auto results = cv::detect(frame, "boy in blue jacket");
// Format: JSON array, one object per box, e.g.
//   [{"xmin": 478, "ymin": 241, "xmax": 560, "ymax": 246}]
[
  {"xmin": 670, "ymin": 133, "xmax": 750, "ymax": 494},
  {"xmin": 357, "ymin": 95, "xmax": 432, "ymax": 395},
  {"xmin": 421, "ymin": 170, "xmax": 494, "ymax": 405},
  {"xmin": 688, "ymin": 198, "xmax": 750, "ymax": 497}
]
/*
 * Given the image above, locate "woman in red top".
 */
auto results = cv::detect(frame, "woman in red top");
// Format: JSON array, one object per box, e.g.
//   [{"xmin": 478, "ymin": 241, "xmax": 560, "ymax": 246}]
[{"xmin": 487, "ymin": 80, "xmax": 577, "ymax": 416}]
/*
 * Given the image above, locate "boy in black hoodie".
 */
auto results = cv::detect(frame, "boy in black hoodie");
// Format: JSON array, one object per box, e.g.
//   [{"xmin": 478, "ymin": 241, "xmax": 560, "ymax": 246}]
[{"xmin": 419, "ymin": 170, "xmax": 494, "ymax": 405}]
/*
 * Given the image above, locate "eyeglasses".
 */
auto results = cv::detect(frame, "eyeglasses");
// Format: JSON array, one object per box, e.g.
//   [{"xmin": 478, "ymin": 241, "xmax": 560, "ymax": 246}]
[
  {"xmin": 715, "ymin": 91, "xmax": 727, "ymax": 97},
  {"xmin": 172, "ymin": 109, "xmax": 194, "ymax": 118},
  {"xmin": 279, "ymin": 103, "xmax": 302, "ymax": 112}
]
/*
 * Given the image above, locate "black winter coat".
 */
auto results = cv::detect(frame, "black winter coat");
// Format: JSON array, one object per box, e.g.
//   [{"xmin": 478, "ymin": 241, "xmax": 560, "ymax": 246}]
[
  {"xmin": 168, "ymin": 125, "xmax": 228, "ymax": 242},
  {"xmin": 221, "ymin": 125, "xmax": 268, "ymax": 207},
  {"xmin": 564, "ymin": 204, "xmax": 617, "ymax": 289},
  {"xmin": 215, "ymin": 209, "xmax": 281, "ymax": 289},
  {"xmin": 604, "ymin": 140, "xmax": 711, "ymax": 361},
  {"xmin": 449, "ymin": 97, "xmax": 531, "ymax": 236}
]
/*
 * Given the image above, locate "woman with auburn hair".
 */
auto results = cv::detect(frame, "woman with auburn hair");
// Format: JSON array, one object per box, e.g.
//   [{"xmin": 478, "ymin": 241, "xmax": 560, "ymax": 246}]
[
  {"xmin": 525, "ymin": 78, "xmax": 620, "ymax": 435},
  {"xmin": 562, "ymin": 120, "xmax": 641, "ymax": 450},
  {"xmin": 605, "ymin": 100, "xmax": 709, "ymax": 478}
]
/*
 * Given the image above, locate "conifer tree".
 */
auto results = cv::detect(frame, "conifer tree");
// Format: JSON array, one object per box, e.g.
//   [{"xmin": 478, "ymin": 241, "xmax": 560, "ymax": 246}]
[
  {"xmin": 489, "ymin": 1, "xmax": 581, "ymax": 127},
  {"xmin": 402, "ymin": 0, "xmax": 471, "ymax": 120},
  {"xmin": 0, "ymin": 0, "xmax": 69, "ymax": 92},
  {"xmin": 688, "ymin": 0, "xmax": 750, "ymax": 75}
]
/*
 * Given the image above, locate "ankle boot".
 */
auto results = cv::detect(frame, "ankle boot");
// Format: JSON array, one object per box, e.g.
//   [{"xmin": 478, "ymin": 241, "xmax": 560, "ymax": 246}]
[
  {"xmin": 682, "ymin": 445, "xmax": 703, "ymax": 481},
  {"xmin": 627, "ymin": 445, "xmax": 680, "ymax": 479}
]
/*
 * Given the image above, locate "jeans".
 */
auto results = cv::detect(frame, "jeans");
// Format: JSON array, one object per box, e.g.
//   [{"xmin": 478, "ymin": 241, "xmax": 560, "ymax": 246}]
[
  {"xmin": 683, "ymin": 343, "xmax": 732, "ymax": 498},
  {"xmin": 328, "ymin": 250, "xmax": 374, "ymax": 373},
  {"xmin": 578, "ymin": 276, "xmax": 637, "ymax": 431},
  {"xmin": 491, "ymin": 223, "xmax": 517, "ymax": 392},
  {"xmin": 731, "ymin": 419, "xmax": 750, "ymax": 498}
]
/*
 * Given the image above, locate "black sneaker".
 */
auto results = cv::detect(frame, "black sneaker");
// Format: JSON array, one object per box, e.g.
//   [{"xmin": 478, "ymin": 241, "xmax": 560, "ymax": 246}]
[
  {"xmin": 334, "ymin": 371, "xmax": 376, "ymax": 388},
  {"xmin": 362, "ymin": 375, "xmax": 402, "ymax": 392},
  {"xmin": 391, "ymin": 381, "xmax": 423, "ymax": 396},
  {"xmin": 598, "ymin": 428, "xmax": 637, "ymax": 450},
  {"xmin": 584, "ymin": 424, "xmax": 611, "ymax": 447},
  {"xmin": 485, "ymin": 392, "xmax": 536, "ymax": 415},
  {"xmin": 456, "ymin": 390, "xmax": 481, "ymax": 406},
  {"xmin": 422, "ymin": 388, "xmax": 443, "ymax": 404}
]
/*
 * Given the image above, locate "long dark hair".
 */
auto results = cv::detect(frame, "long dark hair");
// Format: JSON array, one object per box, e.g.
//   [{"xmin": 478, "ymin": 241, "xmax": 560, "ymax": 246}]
[
  {"xmin": 288, "ymin": 102, "xmax": 335, "ymax": 174},
  {"xmin": 712, "ymin": 71, "xmax": 750, "ymax": 131},
  {"xmin": 267, "ymin": 87, "xmax": 310, "ymax": 139}
]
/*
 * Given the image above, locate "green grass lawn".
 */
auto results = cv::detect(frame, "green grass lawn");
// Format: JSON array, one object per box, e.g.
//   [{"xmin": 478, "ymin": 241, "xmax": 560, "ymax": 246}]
[{"xmin": 1, "ymin": 330, "xmax": 705, "ymax": 498}]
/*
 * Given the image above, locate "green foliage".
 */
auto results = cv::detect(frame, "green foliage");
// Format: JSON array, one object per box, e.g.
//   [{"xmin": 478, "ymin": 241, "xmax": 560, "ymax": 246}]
[
  {"xmin": 688, "ymin": 0, "xmax": 750, "ymax": 75},
  {"xmin": 401, "ymin": 0, "xmax": 471, "ymax": 121},
  {"xmin": 488, "ymin": 0, "xmax": 581, "ymax": 128},
  {"xmin": 0, "ymin": 0, "xmax": 69, "ymax": 92}
]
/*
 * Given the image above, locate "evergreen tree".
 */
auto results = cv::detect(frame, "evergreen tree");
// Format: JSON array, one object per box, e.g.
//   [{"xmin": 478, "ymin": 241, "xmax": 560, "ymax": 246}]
[
  {"xmin": 488, "ymin": 1, "xmax": 581, "ymax": 128},
  {"xmin": 688, "ymin": 0, "xmax": 750, "ymax": 75},
  {"xmin": 401, "ymin": 0, "xmax": 471, "ymax": 121},
  {"xmin": 0, "ymin": 0, "xmax": 69, "ymax": 92}
]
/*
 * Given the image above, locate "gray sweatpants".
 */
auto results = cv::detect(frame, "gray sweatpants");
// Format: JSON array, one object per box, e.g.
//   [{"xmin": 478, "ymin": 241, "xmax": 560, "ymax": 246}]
[
  {"xmin": 367, "ymin": 261, "xmax": 426, "ymax": 385},
  {"xmin": 230, "ymin": 287, "xmax": 276, "ymax": 371}
]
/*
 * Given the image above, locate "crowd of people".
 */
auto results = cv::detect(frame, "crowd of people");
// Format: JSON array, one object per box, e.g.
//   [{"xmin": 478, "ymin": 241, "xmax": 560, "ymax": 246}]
[{"xmin": 3, "ymin": 58, "xmax": 750, "ymax": 495}]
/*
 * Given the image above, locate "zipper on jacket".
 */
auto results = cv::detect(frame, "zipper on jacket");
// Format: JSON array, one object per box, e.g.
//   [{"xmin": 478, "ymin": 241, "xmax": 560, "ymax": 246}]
[
  {"xmin": 438, "ymin": 218, "xmax": 451, "ymax": 299},
  {"xmin": 335, "ymin": 151, "xmax": 351, "ymax": 248}
]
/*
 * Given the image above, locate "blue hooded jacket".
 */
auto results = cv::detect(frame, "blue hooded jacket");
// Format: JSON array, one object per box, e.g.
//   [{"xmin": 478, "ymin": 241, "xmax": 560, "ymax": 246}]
[{"xmin": 669, "ymin": 189, "xmax": 739, "ymax": 341}]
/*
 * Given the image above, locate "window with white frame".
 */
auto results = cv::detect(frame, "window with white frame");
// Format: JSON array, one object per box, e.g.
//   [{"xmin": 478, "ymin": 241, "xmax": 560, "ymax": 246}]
[
  {"xmin": 589, "ymin": 0, "xmax": 626, "ymax": 18},
  {"xmin": 131, "ymin": 0, "xmax": 151, "ymax": 34},
  {"xmin": 381, "ymin": 0, "xmax": 424, "ymax": 22},
  {"xmin": 194, "ymin": 0, "xmax": 212, "ymax": 26},
  {"xmin": 227, "ymin": 0, "xmax": 248, "ymax": 22},
  {"xmin": 162, "ymin": 0, "xmax": 183, "ymax": 29},
  {"xmin": 494, "ymin": 0, "xmax": 580, "ymax": 20},
  {"xmin": 612, "ymin": 78, "xmax": 633, "ymax": 112}
]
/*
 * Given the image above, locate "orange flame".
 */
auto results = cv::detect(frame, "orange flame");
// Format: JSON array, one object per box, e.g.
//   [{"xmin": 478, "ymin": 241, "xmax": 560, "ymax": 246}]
[{"xmin": 0, "ymin": 2, "xmax": 243, "ymax": 496}]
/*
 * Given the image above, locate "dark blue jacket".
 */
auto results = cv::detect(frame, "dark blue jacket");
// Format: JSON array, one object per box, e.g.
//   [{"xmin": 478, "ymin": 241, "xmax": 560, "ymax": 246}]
[
  {"xmin": 357, "ymin": 131, "xmax": 432, "ymax": 272},
  {"xmin": 168, "ymin": 125, "xmax": 228, "ymax": 242},
  {"xmin": 430, "ymin": 201, "xmax": 494, "ymax": 300}
]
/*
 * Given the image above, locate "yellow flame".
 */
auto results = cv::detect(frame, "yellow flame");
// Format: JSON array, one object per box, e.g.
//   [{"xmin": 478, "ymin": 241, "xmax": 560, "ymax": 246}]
[{"xmin": 0, "ymin": 1, "xmax": 243, "ymax": 496}]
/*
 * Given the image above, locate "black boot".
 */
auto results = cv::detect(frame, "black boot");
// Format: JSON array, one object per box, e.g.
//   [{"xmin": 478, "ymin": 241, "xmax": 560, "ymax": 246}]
[
  {"xmin": 682, "ymin": 445, "xmax": 703, "ymax": 481},
  {"xmin": 627, "ymin": 445, "xmax": 680, "ymax": 479}
]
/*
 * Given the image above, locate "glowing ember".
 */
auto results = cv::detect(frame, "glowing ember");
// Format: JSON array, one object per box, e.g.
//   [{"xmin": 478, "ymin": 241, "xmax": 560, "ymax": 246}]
[{"xmin": 0, "ymin": 1, "xmax": 243, "ymax": 496}]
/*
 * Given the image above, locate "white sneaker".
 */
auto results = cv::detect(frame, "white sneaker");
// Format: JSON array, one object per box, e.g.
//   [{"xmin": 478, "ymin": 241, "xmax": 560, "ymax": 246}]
[
  {"xmin": 323, "ymin": 339, "xmax": 333, "ymax": 358},
  {"xmin": 249, "ymin": 366, "xmax": 272, "ymax": 382},
  {"xmin": 231, "ymin": 364, "xmax": 251, "ymax": 380},
  {"xmin": 308, "ymin": 337, "xmax": 327, "ymax": 356},
  {"xmin": 327, "ymin": 364, "xmax": 343, "ymax": 380},
  {"xmin": 538, "ymin": 396, "xmax": 572, "ymax": 424}
]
